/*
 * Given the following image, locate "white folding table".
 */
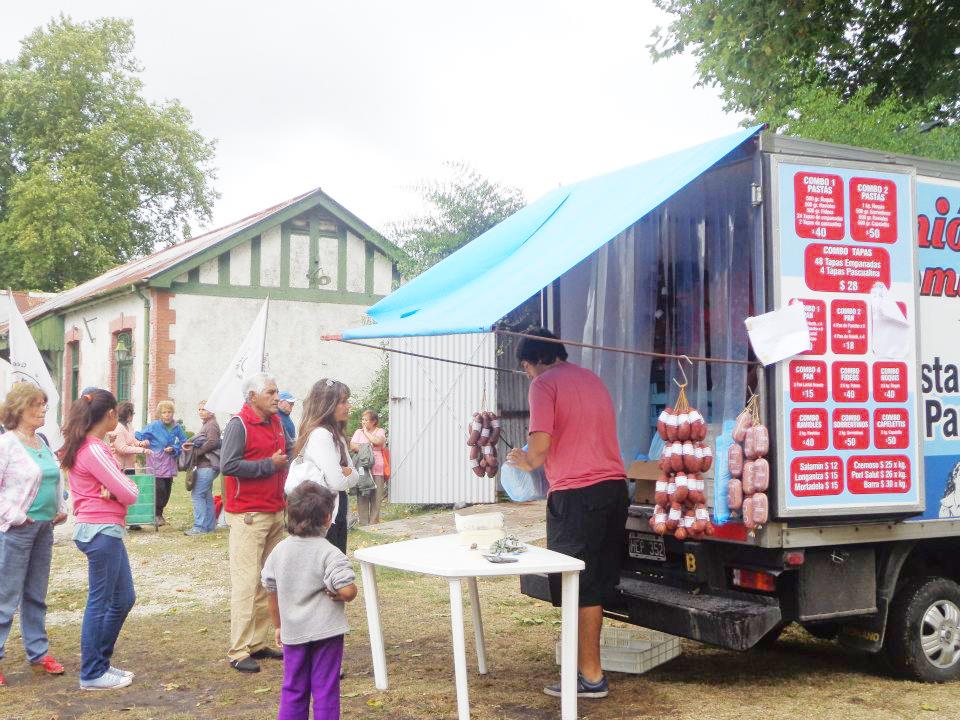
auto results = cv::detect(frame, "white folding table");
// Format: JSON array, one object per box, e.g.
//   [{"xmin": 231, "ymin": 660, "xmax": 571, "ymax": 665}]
[{"xmin": 354, "ymin": 534, "xmax": 584, "ymax": 720}]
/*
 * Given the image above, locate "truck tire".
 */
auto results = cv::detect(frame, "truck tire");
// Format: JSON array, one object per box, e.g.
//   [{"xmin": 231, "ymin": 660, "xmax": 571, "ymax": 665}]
[{"xmin": 885, "ymin": 576, "xmax": 960, "ymax": 683}]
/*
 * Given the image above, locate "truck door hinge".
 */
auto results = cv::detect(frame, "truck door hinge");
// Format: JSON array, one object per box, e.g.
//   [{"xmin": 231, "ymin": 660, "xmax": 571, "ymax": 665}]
[{"xmin": 751, "ymin": 183, "xmax": 763, "ymax": 207}]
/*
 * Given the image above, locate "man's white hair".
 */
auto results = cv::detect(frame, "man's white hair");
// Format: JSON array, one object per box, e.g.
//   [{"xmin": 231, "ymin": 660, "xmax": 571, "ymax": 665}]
[{"xmin": 242, "ymin": 372, "xmax": 277, "ymax": 400}]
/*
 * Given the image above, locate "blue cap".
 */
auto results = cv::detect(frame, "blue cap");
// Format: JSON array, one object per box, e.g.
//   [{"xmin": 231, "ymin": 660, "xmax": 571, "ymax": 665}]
[{"xmin": 278, "ymin": 391, "xmax": 296, "ymax": 402}]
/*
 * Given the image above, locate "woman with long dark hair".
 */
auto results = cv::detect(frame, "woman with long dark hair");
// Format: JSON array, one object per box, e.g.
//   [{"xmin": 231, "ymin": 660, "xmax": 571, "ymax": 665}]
[
  {"xmin": 286, "ymin": 379, "xmax": 359, "ymax": 553},
  {"xmin": 61, "ymin": 389, "xmax": 140, "ymax": 690}
]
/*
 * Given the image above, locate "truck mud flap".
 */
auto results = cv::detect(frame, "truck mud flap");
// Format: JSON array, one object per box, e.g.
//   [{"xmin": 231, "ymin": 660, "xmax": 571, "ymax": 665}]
[{"xmin": 618, "ymin": 576, "xmax": 782, "ymax": 651}]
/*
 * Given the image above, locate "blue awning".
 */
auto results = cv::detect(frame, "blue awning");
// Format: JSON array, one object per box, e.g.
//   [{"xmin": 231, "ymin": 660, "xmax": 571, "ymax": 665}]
[{"xmin": 343, "ymin": 125, "xmax": 764, "ymax": 339}]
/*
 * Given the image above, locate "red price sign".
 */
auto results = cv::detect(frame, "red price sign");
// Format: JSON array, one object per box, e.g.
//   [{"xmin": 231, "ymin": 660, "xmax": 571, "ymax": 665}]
[
  {"xmin": 790, "ymin": 456, "xmax": 844, "ymax": 497},
  {"xmin": 789, "ymin": 360, "xmax": 828, "ymax": 403},
  {"xmin": 831, "ymin": 361, "xmax": 869, "ymax": 402},
  {"xmin": 847, "ymin": 455, "xmax": 911, "ymax": 494},
  {"xmin": 794, "ymin": 172, "xmax": 844, "ymax": 240},
  {"xmin": 874, "ymin": 409, "xmax": 910, "ymax": 449},
  {"xmin": 873, "ymin": 362, "xmax": 908, "ymax": 403},
  {"xmin": 830, "ymin": 300, "xmax": 869, "ymax": 355},
  {"xmin": 790, "ymin": 408, "xmax": 829, "ymax": 451},
  {"xmin": 797, "ymin": 299, "xmax": 826, "ymax": 355},
  {"xmin": 850, "ymin": 177, "xmax": 897, "ymax": 243},
  {"xmin": 804, "ymin": 244, "xmax": 890, "ymax": 294},
  {"xmin": 832, "ymin": 408, "xmax": 870, "ymax": 450}
]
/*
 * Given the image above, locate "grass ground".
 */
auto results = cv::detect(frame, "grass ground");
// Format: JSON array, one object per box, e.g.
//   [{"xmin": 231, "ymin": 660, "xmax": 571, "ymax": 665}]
[{"xmin": 1, "ymin": 481, "xmax": 959, "ymax": 719}]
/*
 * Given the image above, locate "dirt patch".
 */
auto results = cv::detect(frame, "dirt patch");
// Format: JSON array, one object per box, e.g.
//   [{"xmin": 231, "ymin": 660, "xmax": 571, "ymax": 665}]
[{"xmin": 3, "ymin": 485, "xmax": 960, "ymax": 720}]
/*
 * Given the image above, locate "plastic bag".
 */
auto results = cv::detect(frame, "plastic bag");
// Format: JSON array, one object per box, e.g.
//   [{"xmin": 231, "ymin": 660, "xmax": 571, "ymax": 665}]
[
  {"xmin": 712, "ymin": 420, "xmax": 736, "ymax": 523},
  {"xmin": 499, "ymin": 445, "xmax": 548, "ymax": 501}
]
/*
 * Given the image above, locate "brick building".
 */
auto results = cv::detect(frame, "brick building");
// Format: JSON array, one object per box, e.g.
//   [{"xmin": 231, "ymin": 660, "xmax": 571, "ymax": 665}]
[{"xmin": 0, "ymin": 188, "xmax": 400, "ymax": 431}]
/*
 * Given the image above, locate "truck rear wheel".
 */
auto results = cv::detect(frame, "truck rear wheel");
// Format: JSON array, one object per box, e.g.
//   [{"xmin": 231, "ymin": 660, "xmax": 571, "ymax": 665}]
[{"xmin": 885, "ymin": 576, "xmax": 960, "ymax": 683}]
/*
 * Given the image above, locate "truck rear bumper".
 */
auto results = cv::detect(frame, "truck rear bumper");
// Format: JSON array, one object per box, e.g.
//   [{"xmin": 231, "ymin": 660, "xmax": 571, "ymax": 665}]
[
  {"xmin": 617, "ymin": 576, "xmax": 782, "ymax": 651},
  {"xmin": 520, "ymin": 573, "xmax": 783, "ymax": 652}
]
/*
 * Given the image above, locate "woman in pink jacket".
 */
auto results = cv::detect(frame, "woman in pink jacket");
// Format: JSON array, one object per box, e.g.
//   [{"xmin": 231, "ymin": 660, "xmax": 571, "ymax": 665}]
[{"xmin": 61, "ymin": 390, "xmax": 139, "ymax": 691}]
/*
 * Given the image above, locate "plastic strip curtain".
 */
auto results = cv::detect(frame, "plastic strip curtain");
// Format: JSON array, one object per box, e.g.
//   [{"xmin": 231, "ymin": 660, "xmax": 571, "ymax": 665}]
[{"xmin": 558, "ymin": 160, "xmax": 754, "ymax": 472}]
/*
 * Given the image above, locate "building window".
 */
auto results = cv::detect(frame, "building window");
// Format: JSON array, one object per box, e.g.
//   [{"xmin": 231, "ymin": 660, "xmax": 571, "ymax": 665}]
[
  {"xmin": 69, "ymin": 341, "xmax": 80, "ymax": 402},
  {"xmin": 115, "ymin": 330, "xmax": 133, "ymax": 403}
]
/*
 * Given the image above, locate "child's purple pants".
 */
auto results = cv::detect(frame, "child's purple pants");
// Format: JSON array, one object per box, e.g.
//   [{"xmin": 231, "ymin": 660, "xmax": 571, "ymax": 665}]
[{"xmin": 277, "ymin": 634, "xmax": 344, "ymax": 720}]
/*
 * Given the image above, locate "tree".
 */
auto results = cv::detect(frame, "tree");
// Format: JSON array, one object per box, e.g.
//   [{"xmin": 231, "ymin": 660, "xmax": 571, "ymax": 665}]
[
  {"xmin": 348, "ymin": 358, "xmax": 390, "ymax": 434},
  {"xmin": 763, "ymin": 84, "xmax": 960, "ymax": 160},
  {"xmin": 650, "ymin": 1, "xmax": 960, "ymax": 124},
  {"xmin": 0, "ymin": 16, "xmax": 217, "ymax": 291},
  {"xmin": 390, "ymin": 162, "xmax": 525, "ymax": 279}
]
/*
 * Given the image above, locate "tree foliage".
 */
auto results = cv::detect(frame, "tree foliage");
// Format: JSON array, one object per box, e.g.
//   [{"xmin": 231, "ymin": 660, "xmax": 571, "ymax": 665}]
[
  {"xmin": 348, "ymin": 358, "xmax": 390, "ymax": 434},
  {"xmin": 391, "ymin": 162, "xmax": 525, "ymax": 278},
  {"xmin": 0, "ymin": 16, "xmax": 217, "ymax": 291},
  {"xmin": 650, "ymin": 1, "xmax": 960, "ymax": 124},
  {"xmin": 764, "ymin": 84, "xmax": 960, "ymax": 160}
]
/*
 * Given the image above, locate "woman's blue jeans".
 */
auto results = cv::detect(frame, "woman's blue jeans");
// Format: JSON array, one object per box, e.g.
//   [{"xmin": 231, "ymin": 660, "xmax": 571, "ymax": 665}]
[
  {"xmin": 191, "ymin": 468, "xmax": 218, "ymax": 533},
  {"xmin": 0, "ymin": 520, "xmax": 54, "ymax": 663},
  {"xmin": 75, "ymin": 532, "xmax": 136, "ymax": 681}
]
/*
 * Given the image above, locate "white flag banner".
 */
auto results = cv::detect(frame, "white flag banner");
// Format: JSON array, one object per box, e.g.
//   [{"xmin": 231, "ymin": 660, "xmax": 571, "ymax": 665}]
[
  {"xmin": 0, "ymin": 357, "xmax": 12, "ymax": 400},
  {"xmin": 204, "ymin": 298, "xmax": 269, "ymax": 415},
  {"xmin": 7, "ymin": 294, "xmax": 64, "ymax": 450}
]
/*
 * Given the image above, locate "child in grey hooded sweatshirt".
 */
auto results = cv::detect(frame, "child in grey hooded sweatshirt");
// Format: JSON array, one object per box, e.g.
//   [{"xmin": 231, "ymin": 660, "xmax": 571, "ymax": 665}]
[{"xmin": 262, "ymin": 483, "xmax": 357, "ymax": 720}]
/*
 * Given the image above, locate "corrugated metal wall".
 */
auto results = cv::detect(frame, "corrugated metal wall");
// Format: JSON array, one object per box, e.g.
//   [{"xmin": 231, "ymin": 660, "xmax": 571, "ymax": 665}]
[{"xmin": 388, "ymin": 333, "xmax": 498, "ymax": 504}]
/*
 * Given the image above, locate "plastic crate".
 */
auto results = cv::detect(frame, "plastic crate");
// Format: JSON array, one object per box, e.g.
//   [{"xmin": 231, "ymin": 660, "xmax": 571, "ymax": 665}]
[{"xmin": 555, "ymin": 626, "xmax": 680, "ymax": 675}]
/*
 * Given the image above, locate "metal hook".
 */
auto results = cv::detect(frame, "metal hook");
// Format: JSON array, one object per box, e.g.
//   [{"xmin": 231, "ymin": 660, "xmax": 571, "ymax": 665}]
[{"xmin": 672, "ymin": 355, "xmax": 692, "ymax": 389}]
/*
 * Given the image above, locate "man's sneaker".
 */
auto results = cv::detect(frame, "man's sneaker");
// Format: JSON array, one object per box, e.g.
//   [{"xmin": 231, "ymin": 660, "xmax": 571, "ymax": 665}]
[
  {"xmin": 543, "ymin": 671, "xmax": 608, "ymax": 699},
  {"xmin": 109, "ymin": 666, "xmax": 134, "ymax": 680},
  {"xmin": 229, "ymin": 657, "xmax": 260, "ymax": 673},
  {"xmin": 80, "ymin": 670, "xmax": 132, "ymax": 690}
]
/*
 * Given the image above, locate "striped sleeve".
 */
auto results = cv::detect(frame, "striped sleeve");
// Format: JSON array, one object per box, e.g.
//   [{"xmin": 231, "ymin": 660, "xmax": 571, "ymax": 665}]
[{"xmin": 88, "ymin": 442, "xmax": 140, "ymax": 506}]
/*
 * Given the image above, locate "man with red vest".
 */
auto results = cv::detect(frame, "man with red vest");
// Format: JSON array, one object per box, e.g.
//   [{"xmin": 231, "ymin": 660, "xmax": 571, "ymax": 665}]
[{"xmin": 219, "ymin": 372, "xmax": 291, "ymax": 673}]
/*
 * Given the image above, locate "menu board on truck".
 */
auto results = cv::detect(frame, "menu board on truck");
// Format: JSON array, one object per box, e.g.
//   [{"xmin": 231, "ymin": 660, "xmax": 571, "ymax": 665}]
[
  {"xmin": 772, "ymin": 157, "xmax": 924, "ymax": 518},
  {"xmin": 914, "ymin": 177, "xmax": 960, "ymax": 520}
]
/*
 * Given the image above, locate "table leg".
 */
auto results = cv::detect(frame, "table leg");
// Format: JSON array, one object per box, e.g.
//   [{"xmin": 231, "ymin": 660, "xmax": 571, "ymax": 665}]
[
  {"xmin": 360, "ymin": 561, "xmax": 388, "ymax": 690},
  {"xmin": 560, "ymin": 571, "xmax": 580, "ymax": 720},
  {"xmin": 466, "ymin": 577, "xmax": 487, "ymax": 675},
  {"xmin": 449, "ymin": 578, "xmax": 470, "ymax": 720}
]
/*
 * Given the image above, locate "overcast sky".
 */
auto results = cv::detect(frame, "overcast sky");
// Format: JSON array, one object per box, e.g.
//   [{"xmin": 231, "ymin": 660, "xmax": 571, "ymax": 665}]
[{"xmin": 2, "ymin": 1, "xmax": 744, "ymax": 237}]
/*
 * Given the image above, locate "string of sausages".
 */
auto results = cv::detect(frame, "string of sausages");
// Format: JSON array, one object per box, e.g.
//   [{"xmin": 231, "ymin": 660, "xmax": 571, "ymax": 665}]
[
  {"xmin": 726, "ymin": 395, "xmax": 770, "ymax": 531},
  {"xmin": 650, "ymin": 383, "xmax": 716, "ymax": 539}
]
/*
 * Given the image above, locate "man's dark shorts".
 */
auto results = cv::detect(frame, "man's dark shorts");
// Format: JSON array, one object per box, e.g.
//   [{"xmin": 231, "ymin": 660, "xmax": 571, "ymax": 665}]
[{"xmin": 546, "ymin": 479, "xmax": 629, "ymax": 607}]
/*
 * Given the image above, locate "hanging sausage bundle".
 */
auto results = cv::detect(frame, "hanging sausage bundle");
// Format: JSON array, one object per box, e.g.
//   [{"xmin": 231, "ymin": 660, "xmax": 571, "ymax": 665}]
[
  {"xmin": 466, "ymin": 411, "xmax": 501, "ymax": 478},
  {"xmin": 726, "ymin": 394, "xmax": 769, "ymax": 531},
  {"xmin": 650, "ymin": 379, "xmax": 714, "ymax": 540}
]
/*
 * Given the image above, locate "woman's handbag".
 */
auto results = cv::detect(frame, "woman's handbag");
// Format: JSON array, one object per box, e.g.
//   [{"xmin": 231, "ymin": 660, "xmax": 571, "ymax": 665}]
[
  {"xmin": 284, "ymin": 452, "xmax": 325, "ymax": 496},
  {"xmin": 382, "ymin": 446, "xmax": 391, "ymax": 480}
]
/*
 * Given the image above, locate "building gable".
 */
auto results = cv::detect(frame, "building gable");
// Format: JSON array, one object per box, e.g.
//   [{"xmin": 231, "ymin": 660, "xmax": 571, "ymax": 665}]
[
  {"xmin": 149, "ymin": 189, "xmax": 401, "ymax": 292},
  {"xmin": 160, "ymin": 208, "xmax": 397, "ymax": 303}
]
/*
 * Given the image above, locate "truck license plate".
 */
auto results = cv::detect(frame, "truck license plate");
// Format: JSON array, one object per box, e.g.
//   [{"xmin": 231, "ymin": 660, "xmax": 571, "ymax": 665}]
[{"xmin": 628, "ymin": 532, "xmax": 666, "ymax": 562}]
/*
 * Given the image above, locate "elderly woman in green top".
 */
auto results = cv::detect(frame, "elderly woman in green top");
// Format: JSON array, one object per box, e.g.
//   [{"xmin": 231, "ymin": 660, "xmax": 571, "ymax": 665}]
[{"xmin": 0, "ymin": 383, "xmax": 68, "ymax": 687}]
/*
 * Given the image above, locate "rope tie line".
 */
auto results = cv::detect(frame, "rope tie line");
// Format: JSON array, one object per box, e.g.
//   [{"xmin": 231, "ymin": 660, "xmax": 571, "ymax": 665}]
[
  {"xmin": 332, "ymin": 338, "xmax": 525, "ymax": 374},
  {"xmin": 493, "ymin": 329, "xmax": 761, "ymax": 367}
]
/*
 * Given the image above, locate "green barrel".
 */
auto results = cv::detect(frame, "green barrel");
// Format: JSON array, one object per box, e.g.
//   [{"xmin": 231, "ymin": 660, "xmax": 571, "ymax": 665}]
[{"xmin": 126, "ymin": 473, "xmax": 157, "ymax": 528}]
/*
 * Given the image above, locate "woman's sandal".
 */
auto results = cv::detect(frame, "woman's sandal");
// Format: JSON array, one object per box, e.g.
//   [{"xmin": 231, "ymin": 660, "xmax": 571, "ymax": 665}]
[{"xmin": 31, "ymin": 656, "xmax": 65, "ymax": 675}]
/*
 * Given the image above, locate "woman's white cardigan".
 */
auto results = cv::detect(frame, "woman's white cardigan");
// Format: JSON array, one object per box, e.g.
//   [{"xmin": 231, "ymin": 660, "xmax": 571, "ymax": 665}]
[{"xmin": 284, "ymin": 427, "xmax": 359, "ymax": 524}]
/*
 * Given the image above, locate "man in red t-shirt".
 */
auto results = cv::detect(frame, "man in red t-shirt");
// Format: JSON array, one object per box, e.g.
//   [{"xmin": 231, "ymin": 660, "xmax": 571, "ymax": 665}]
[
  {"xmin": 507, "ymin": 327, "xmax": 627, "ymax": 700},
  {"xmin": 219, "ymin": 372, "xmax": 291, "ymax": 673}
]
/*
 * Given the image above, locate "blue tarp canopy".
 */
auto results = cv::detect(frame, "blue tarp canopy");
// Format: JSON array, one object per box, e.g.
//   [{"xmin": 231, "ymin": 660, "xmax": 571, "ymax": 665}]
[{"xmin": 343, "ymin": 125, "xmax": 764, "ymax": 340}]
